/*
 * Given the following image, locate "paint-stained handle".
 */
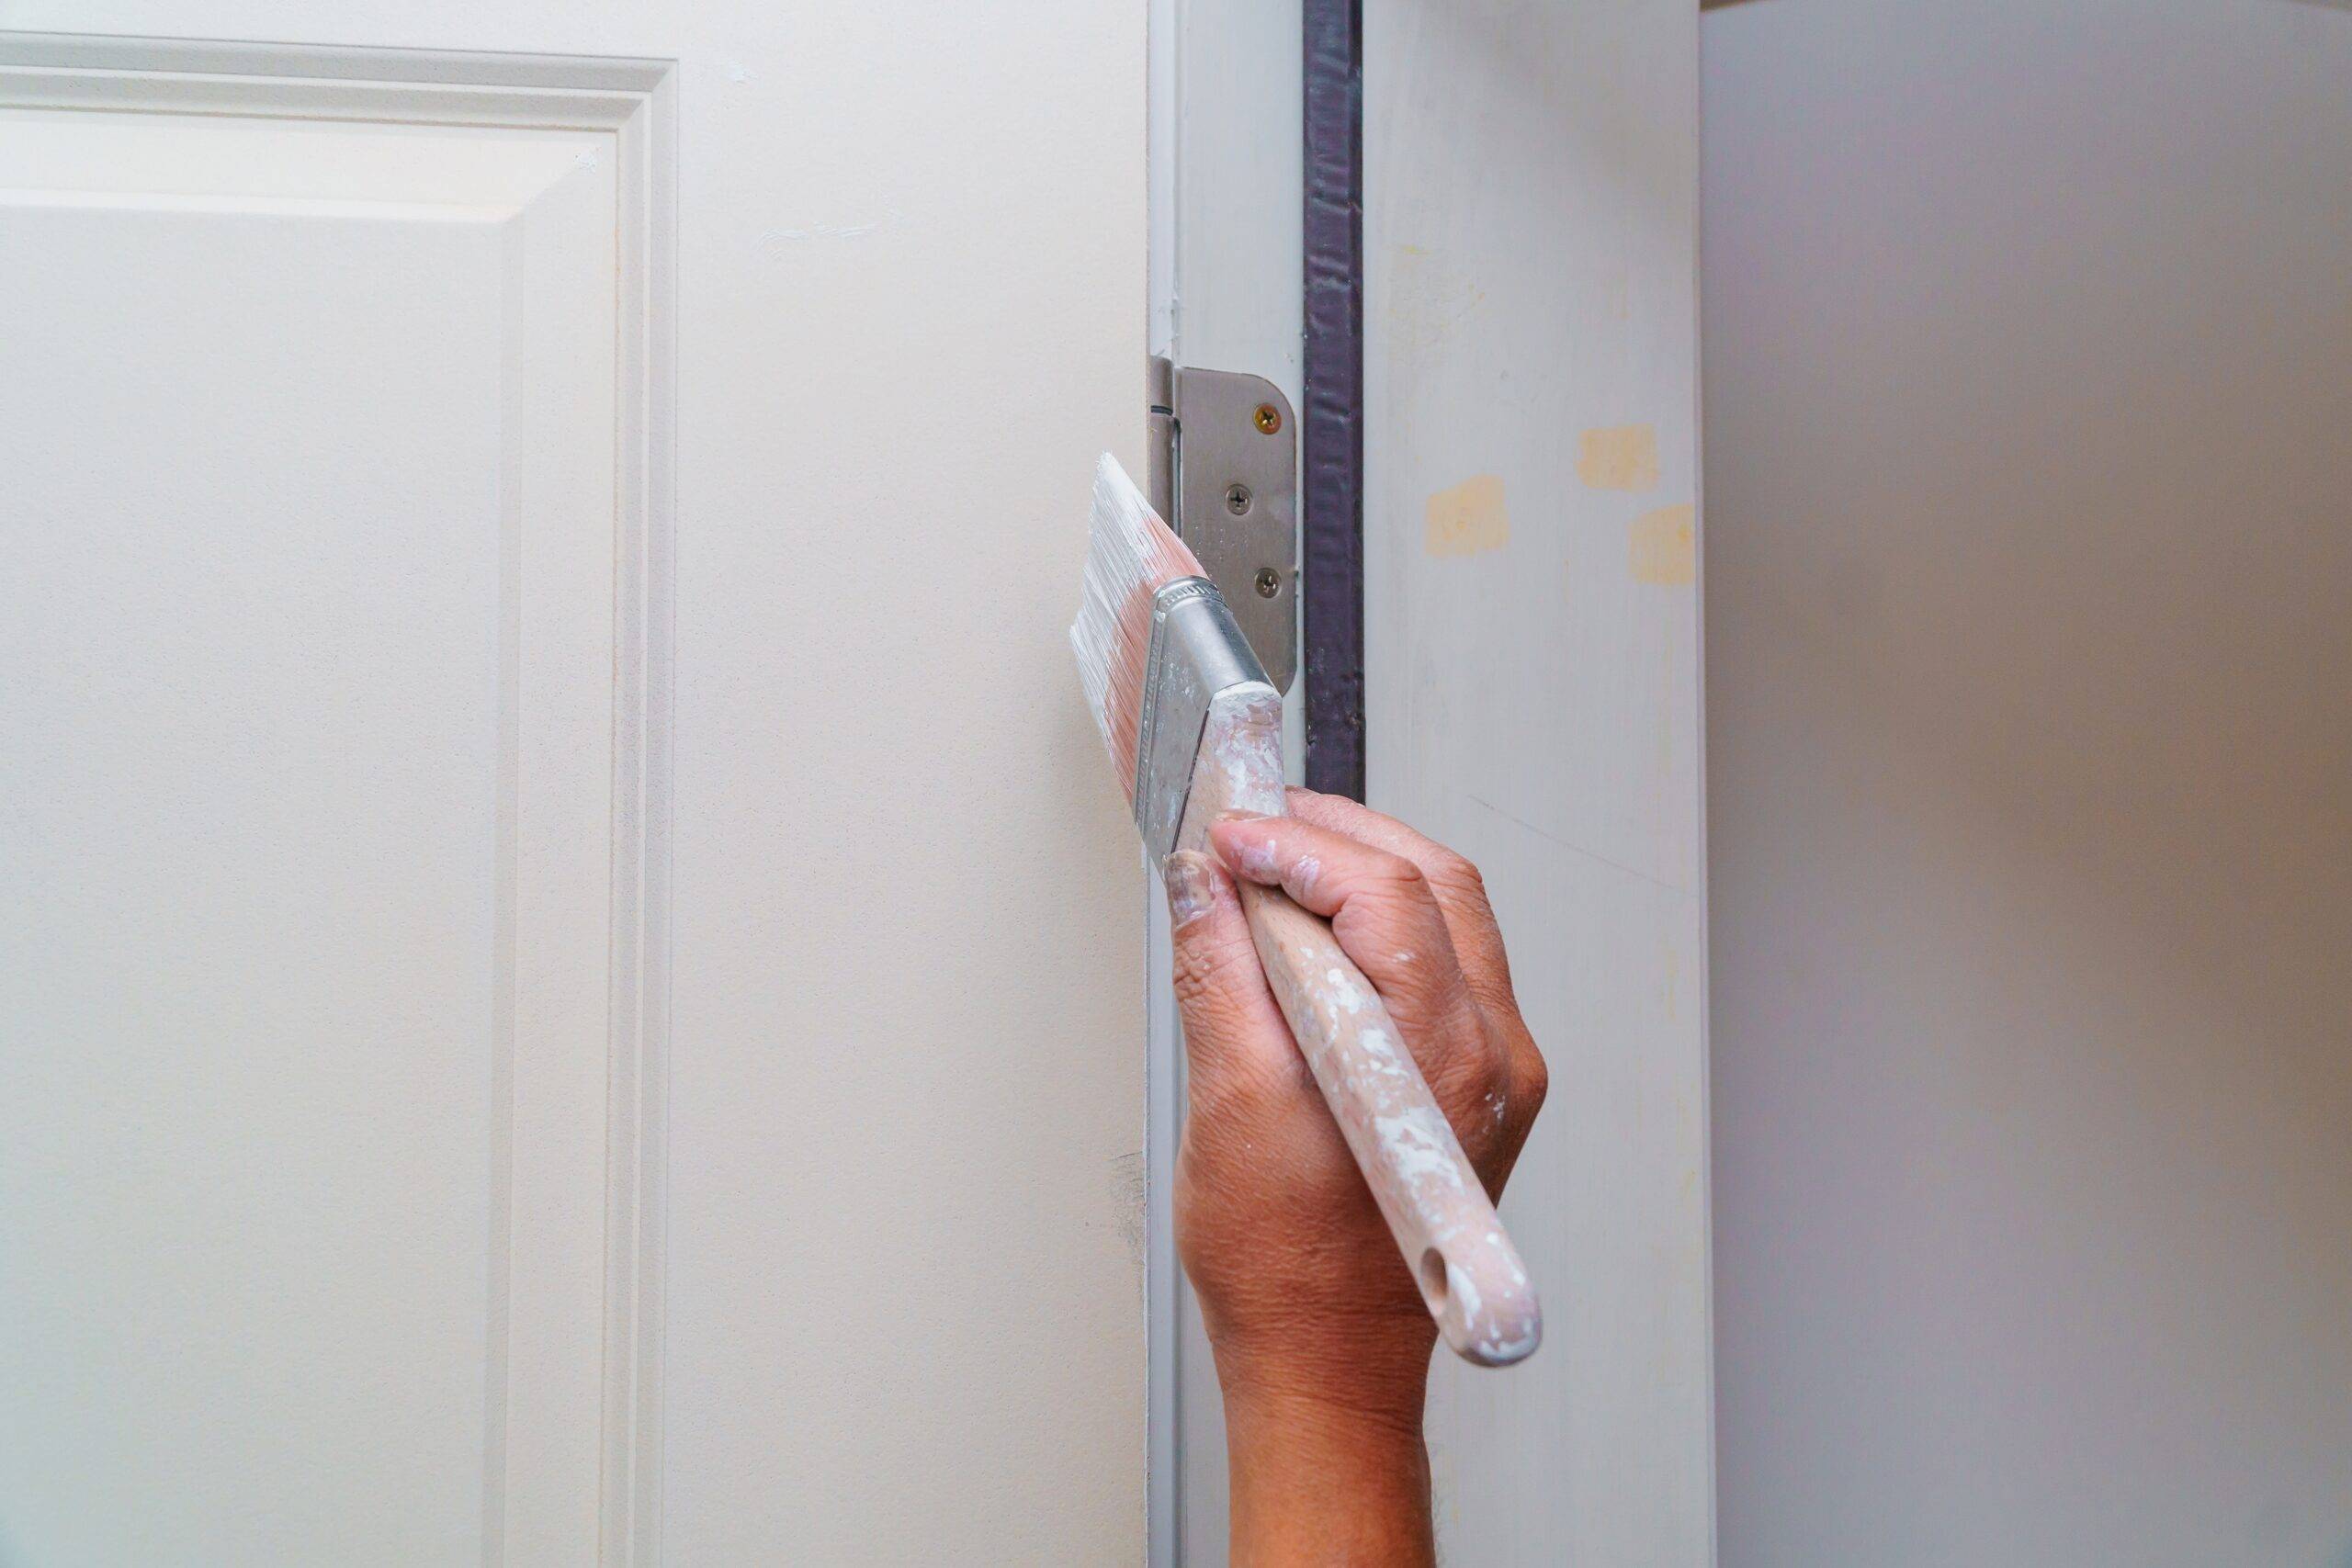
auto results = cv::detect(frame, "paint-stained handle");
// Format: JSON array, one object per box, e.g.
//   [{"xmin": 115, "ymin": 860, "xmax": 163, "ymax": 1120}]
[
  {"xmin": 1235, "ymin": 879, "xmax": 1543, "ymax": 1366},
  {"xmin": 1173, "ymin": 686, "xmax": 1541, "ymax": 1367}
]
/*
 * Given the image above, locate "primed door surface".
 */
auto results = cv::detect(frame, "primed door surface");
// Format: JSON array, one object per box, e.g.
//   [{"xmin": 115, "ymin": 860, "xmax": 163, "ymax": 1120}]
[{"xmin": 0, "ymin": 9, "xmax": 1144, "ymax": 1563}]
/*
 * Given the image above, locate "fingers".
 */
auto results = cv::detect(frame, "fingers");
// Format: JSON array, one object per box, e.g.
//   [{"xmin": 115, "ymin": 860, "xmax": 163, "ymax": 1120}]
[
  {"xmin": 1162, "ymin": 851, "xmax": 1309, "ymax": 1115},
  {"xmin": 1283, "ymin": 787, "xmax": 1520, "ymax": 1015},
  {"xmin": 1205, "ymin": 815, "xmax": 1486, "ymax": 1079}
]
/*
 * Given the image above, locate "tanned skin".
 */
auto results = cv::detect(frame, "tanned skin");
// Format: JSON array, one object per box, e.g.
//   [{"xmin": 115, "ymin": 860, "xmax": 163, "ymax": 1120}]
[{"xmin": 1163, "ymin": 788, "xmax": 1549, "ymax": 1567}]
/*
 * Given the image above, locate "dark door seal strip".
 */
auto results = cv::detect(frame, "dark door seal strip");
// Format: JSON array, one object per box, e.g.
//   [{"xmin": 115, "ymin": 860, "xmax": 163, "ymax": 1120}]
[{"xmin": 1302, "ymin": 0, "xmax": 1366, "ymax": 800}]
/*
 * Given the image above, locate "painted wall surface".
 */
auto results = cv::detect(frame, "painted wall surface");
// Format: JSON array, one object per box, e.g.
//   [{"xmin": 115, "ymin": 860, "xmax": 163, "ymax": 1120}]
[
  {"xmin": 1702, "ymin": 2, "xmax": 2352, "ymax": 1562},
  {"xmin": 2, "ymin": 1, "xmax": 1147, "ymax": 1560}
]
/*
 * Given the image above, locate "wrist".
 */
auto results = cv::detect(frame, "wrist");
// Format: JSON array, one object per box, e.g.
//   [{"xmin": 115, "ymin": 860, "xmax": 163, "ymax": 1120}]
[
  {"xmin": 1222, "ymin": 1385, "xmax": 1434, "ymax": 1566},
  {"xmin": 1206, "ymin": 1312, "xmax": 1436, "ymax": 1428}
]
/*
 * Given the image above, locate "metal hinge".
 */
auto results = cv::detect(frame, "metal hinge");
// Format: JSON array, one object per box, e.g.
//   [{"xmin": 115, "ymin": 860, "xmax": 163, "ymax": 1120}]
[{"xmin": 1148, "ymin": 355, "xmax": 1298, "ymax": 694}]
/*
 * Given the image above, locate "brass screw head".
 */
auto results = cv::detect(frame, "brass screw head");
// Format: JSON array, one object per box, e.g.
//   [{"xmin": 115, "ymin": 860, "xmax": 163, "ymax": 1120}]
[
  {"xmin": 1253, "ymin": 403, "xmax": 1283, "ymax": 434},
  {"xmin": 1254, "ymin": 567, "xmax": 1282, "ymax": 599}
]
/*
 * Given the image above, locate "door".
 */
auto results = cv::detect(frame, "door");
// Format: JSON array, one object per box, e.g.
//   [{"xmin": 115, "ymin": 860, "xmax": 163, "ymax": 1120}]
[{"xmin": 0, "ymin": 8, "xmax": 1144, "ymax": 1564}]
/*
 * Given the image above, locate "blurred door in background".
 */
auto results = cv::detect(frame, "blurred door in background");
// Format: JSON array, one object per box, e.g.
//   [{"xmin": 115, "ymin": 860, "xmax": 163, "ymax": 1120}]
[{"xmin": 1704, "ymin": 2, "xmax": 2352, "ymax": 1562}]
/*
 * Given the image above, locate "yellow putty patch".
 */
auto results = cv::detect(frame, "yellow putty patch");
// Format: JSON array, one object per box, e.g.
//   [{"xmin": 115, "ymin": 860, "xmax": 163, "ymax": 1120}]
[
  {"xmin": 1577, "ymin": 425, "xmax": 1660, "ymax": 491},
  {"xmin": 1629, "ymin": 504, "xmax": 1696, "ymax": 585},
  {"xmin": 1424, "ymin": 475, "xmax": 1510, "ymax": 557}
]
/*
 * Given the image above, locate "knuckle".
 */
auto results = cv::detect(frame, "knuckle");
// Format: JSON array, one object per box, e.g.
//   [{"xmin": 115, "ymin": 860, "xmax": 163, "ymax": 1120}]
[
  {"xmin": 1423, "ymin": 1027, "xmax": 1506, "ymax": 1109},
  {"xmin": 1170, "ymin": 935, "xmax": 1252, "ymax": 1015},
  {"xmin": 1358, "ymin": 853, "xmax": 1435, "ymax": 912},
  {"xmin": 1429, "ymin": 849, "xmax": 1491, "ymax": 905},
  {"xmin": 1514, "ymin": 1039, "xmax": 1550, "ymax": 1116}
]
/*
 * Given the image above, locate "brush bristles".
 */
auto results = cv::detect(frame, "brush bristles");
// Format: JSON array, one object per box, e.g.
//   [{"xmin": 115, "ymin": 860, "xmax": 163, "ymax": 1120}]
[{"xmin": 1070, "ymin": 452, "xmax": 1207, "ymax": 804}]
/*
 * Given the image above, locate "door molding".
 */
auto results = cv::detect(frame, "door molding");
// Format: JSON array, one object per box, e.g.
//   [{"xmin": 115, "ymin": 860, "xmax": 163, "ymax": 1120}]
[{"xmin": 0, "ymin": 34, "xmax": 676, "ymax": 1564}]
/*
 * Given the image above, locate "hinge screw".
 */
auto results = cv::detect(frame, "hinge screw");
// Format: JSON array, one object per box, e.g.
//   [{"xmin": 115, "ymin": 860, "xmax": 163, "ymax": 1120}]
[
  {"xmin": 1254, "ymin": 567, "xmax": 1282, "ymax": 599},
  {"xmin": 1225, "ymin": 483, "xmax": 1253, "ymax": 515},
  {"xmin": 1253, "ymin": 403, "xmax": 1282, "ymax": 434}
]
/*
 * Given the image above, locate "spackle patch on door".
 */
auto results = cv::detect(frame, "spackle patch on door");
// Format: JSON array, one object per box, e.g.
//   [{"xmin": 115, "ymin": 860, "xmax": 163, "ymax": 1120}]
[
  {"xmin": 1629, "ymin": 504, "xmax": 1696, "ymax": 585},
  {"xmin": 1424, "ymin": 475, "xmax": 1509, "ymax": 557},
  {"xmin": 1577, "ymin": 424, "xmax": 1660, "ymax": 491}
]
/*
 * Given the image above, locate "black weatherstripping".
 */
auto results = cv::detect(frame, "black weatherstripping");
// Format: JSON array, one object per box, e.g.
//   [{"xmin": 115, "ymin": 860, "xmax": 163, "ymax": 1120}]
[{"xmin": 1302, "ymin": 0, "xmax": 1366, "ymax": 801}]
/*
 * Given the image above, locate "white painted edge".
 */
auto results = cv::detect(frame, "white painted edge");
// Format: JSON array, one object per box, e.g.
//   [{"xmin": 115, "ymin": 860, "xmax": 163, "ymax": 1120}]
[
  {"xmin": 1145, "ymin": 3, "xmax": 1184, "ymax": 1562},
  {"xmin": 1151, "ymin": 1, "xmax": 1306, "ymax": 1559}
]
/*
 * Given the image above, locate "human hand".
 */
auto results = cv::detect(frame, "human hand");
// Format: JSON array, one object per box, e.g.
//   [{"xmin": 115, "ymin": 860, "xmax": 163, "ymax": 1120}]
[{"xmin": 1161, "ymin": 787, "xmax": 1547, "ymax": 1563}]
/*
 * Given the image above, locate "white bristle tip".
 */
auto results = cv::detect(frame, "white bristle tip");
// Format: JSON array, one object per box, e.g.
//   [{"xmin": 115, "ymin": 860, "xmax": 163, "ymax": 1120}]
[{"xmin": 1069, "ymin": 453, "xmax": 1197, "ymax": 773}]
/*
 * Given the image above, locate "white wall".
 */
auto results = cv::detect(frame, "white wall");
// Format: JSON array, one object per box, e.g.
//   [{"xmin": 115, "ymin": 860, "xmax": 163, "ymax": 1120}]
[{"xmin": 1702, "ymin": 1, "xmax": 2352, "ymax": 1562}]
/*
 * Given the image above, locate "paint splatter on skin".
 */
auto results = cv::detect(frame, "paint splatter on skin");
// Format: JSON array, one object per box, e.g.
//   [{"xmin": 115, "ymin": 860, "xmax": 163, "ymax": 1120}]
[
  {"xmin": 1629, "ymin": 503, "xmax": 1697, "ymax": 585},
  {"xmin": 1293, "ymin": 854, "xmax": 1322, "ymax": 899},
  {"xmin": 1424, "ymin": 474, "xmax": 1510, "ymax": 557},
  {"xmin": 1577, "ymin": 424, "xmax": 1660, "ymax": 491}
]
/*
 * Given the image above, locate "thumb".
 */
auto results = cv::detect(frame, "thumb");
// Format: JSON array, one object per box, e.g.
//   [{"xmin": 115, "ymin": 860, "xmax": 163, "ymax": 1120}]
[{"xmin": 1163, "ymin": 851, "xmax": 1299, "ymax": 1111}]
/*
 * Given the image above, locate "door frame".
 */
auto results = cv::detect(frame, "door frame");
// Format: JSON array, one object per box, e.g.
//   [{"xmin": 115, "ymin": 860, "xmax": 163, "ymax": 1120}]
[{"xmin": 1149, "ymin": 0, "xmax": 1716, "ymax": 1560}]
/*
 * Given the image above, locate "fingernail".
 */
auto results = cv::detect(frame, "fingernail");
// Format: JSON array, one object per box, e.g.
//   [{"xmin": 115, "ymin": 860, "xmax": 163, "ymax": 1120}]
[
  {"xmin": 1213, "ymin": 822, "xmax": 1288, "ymax": 884},
  {"xmin": 1162, "ymin": 851, "xmax": 1214, "ymax": 927}
]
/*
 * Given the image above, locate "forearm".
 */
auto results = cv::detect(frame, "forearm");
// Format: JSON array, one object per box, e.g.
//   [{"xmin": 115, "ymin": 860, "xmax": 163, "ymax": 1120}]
[
  {"xmin": 1224, "ymin": 1391, "xmax": 1435, "ymax": 1567},
  {"xmin": 1165, "ymin": 792, "xmax": 1547, "ymax": 1564}
]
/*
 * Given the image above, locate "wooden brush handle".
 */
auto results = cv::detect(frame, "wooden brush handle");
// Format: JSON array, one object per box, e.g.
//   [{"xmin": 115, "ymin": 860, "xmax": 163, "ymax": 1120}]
[
  {"xmin": 1173, "ymin": 690, "xmax": 1540, "ymax": 1365},
  {"xmin": 1235, "ymin": 877, "xmax": 1542, "ymax": 1367}
]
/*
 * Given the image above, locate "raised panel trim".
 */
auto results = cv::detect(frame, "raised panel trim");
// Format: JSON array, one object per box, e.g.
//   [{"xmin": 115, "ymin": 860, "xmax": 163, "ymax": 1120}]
[{"xmin": 0, "ymin": 33, "xmax": 676, "ymax": 1568}]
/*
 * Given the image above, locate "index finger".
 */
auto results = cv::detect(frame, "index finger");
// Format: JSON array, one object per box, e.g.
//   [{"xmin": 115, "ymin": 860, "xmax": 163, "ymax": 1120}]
[{"xmin": 1283, "ymin": 787, "xmax": 1519, "ymax": 1015}]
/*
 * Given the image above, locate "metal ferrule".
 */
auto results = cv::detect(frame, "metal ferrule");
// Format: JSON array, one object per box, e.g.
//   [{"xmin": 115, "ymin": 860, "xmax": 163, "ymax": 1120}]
[{"xmin": 1135, "ymin": 577, "xmax": 1278, "ymax": 862}]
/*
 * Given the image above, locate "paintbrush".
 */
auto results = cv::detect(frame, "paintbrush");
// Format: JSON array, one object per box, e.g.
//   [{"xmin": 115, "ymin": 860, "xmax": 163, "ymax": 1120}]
[{"xmin": 1070, "ymin": 453, "xmax": 1541, "ymax": 1367}]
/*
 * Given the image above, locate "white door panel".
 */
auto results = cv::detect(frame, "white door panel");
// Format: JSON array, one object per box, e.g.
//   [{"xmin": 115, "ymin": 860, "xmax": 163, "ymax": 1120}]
[
  {"xmin": 2, "ymin": 10, "xmax": 1144, "ymax": 1563},
  {"xmin": 1, "ymin": 49, "xmax": 653, "ymax": 1564}
]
